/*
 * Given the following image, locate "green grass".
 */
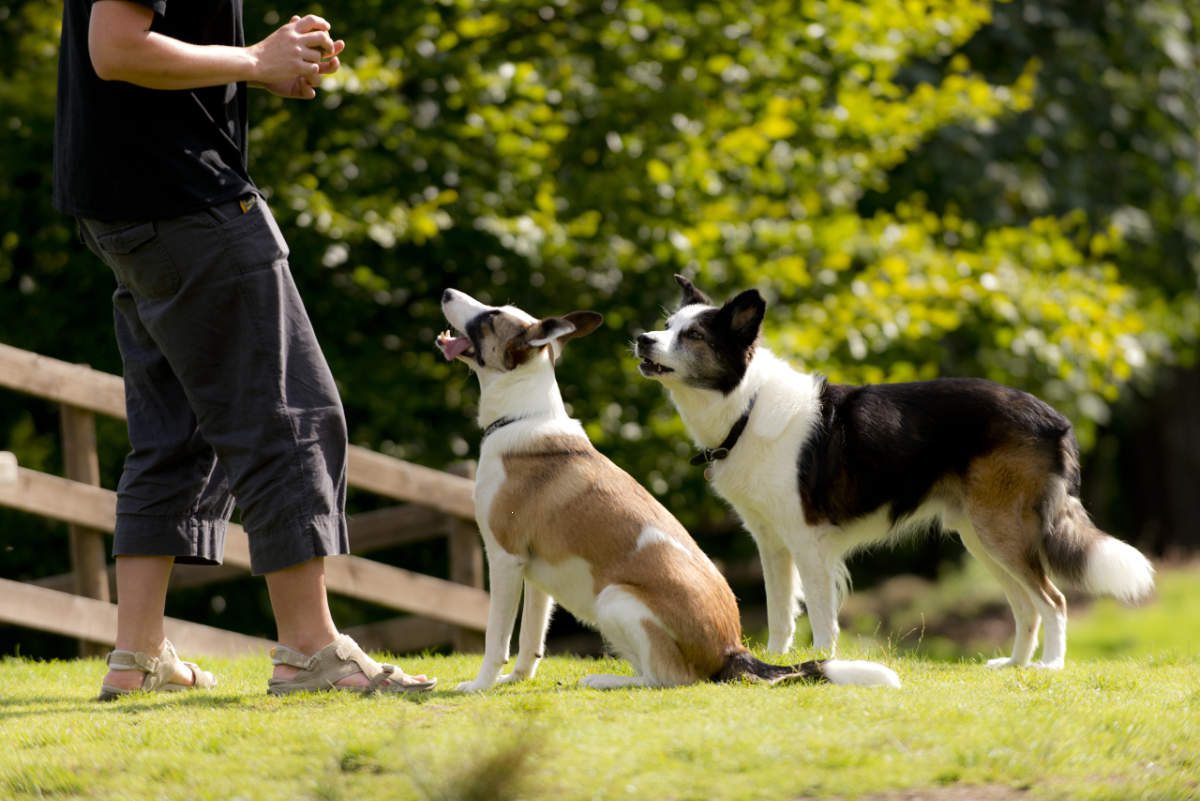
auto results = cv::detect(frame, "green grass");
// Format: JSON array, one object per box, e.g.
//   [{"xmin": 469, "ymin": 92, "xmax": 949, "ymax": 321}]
[
  {"xmin": 833, "ymin": 559, "xmax": 1200, "ymax": 664},
  {"xmin": 2, "ymin": 568, "xmax": 1198, "ymax": 801}
]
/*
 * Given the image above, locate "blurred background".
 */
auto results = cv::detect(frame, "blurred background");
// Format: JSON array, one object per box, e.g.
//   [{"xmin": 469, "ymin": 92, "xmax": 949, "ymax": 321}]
[{"xmin": 2, "ymin": 0, "xmax": 1197, "ymax": 660}]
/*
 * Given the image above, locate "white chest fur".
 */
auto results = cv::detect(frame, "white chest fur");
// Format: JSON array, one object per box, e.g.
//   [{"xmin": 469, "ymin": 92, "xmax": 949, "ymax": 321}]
[
  {"xmin": 705, "ymin": 355, "xmax": 821, "ymax": 525},
  {"xmin": 472, "ymin": 417, "xmax": 603, "ymax": 625},
  {"xmin": 525, "ymin": 555, "xmax": 598, "ymax": 625}
]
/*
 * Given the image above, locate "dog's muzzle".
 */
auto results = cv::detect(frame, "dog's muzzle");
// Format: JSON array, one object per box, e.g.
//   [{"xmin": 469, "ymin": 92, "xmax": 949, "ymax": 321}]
[{"xmin": 635, "ymin": 335, "xmax": 673, "ymax": 376}]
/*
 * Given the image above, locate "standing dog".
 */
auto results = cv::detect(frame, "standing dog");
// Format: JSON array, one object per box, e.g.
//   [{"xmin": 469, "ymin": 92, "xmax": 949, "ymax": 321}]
[
  {"xmin": 438, "ymin": 288, "xmax": 899, "ymax": 690},
  {"xmin": 635, "ymin": 275, "xmax": 1155, "ymax": 669}
]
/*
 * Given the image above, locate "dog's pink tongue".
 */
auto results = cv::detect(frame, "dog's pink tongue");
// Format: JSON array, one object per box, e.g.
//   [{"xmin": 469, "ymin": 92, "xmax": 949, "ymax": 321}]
[{"xmin": 439, "ymin": 335, "xmax": 471, "ymax": 361}]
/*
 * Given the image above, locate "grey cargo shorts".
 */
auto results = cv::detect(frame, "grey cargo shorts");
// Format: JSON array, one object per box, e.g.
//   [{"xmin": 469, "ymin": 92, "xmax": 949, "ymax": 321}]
[{"xmin": 78, "ymin": 194, "xmax": 349, "ymax": 575}]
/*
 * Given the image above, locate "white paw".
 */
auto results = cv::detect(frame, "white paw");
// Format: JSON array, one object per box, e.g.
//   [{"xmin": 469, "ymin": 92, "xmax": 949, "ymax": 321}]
[
  {"xmin": 454, "ymin": 679, "xmax": 494, "ymax": 693},
  {"xmin": 579, "ymin": 674, "xmax": 637, "ymax": 690},
  {"xmin": 986, "ymin": 656, "xmax": 1029, "ymax": 669},
  {"xmin": 496, "ymin": 670, "xmax": 530, "ymax": 685},
  {"xmin": 1031, "ymin": 659, "xmax": 1065, "ymax": 670}
]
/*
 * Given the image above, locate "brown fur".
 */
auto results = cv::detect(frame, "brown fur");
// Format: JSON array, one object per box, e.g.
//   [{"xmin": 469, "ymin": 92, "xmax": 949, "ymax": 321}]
[
  {"xmin": 475, "ymin": 313, "xmax": 530, "ymax": 370},
  {"xmin": 964, "ymin": 444, "xmax": 1051, "ymax": 565},
  {"xmin": 487, "ymin": 434, "xmax": 743, "ymax": 678},
  {"xmin": 959, "ymin": 444, "xmax": 1069, "ymax": 639}
]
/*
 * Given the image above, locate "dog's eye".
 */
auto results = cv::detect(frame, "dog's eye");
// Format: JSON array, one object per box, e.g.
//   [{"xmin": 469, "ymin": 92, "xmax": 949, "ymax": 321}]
[{"xmin": 682, "ymin": 329, "xmax": 706, "ymax": 342}]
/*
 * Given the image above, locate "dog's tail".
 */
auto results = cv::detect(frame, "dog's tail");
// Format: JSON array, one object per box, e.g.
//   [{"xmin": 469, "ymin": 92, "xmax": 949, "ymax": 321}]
[
  {"xmin": 1041, "ymin": 439, "xmax": 1155, "ymax": 604},
  {"xmin": 714, "ymin": 650, "xmax": 900, "ymax": 688}
]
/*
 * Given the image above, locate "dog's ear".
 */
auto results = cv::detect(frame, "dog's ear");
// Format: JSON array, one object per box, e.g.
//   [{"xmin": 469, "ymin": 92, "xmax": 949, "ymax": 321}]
[
  {"xmin": 526, "ymin": 312, "xmax": 603, "ymax": 346},
  {"xmin": 717, "ymin": 289, "xmax": 766, "ymax": 344},
  {"xmin": 560, "ymin": 311, "xmax": 603, "ymax": 341},
  {"xmin": 502, "ymin": 312, "xmax": 604, "ymax": 369},
  {"xmin": 675, "ymin": 274, "xmax": 711, "ymax": 307}
]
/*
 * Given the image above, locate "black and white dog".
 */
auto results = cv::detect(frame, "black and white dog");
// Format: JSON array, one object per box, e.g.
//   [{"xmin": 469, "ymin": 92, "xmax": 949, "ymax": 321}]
[{"xmin": 635, "ymin": 275, "xmax": 1155, "ymax": 669}]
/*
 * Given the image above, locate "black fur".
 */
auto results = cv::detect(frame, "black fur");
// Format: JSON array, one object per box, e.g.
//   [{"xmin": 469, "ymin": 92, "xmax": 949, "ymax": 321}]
[
  {"xmin": 465, "ymin": 309, "xmax": 500, "ymax": 367},
  {"xmin": 712, "ymin": 650, "xmax": 828, "ymax": 685},
  {"xmin": 683, "ymin": 291, "xmax": 766, "ymax": 394},
  {"xmin": 797, "ymin": 377, "xmax": 1074, "ymax": 526},
  {"xmin": 675, "ymin": 273, "xmax": 712, "ymax": 306}
]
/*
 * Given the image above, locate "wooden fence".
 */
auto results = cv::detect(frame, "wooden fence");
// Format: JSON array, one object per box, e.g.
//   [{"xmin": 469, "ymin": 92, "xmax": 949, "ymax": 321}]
[{"xmin": 0, "ymin": 342, "xmax": 487, "ymax": 657}]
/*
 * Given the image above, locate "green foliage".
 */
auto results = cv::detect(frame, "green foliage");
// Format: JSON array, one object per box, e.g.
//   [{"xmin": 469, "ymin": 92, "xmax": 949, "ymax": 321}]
[
  {"xmin": 237, "ymin": 0, "xmax": 1197, "ymax": 505},
  {"xmin": 882, "ymin": 0, "xmax": 1200, "ymax": 294},
  {"xmin": 0, "ymin": 1, "xmax": 120, "ymax": 370},
  {"xmin": 873, "ymin": 0, "xmax": 1200, "ymax": 412},
  {"xmin": 1, "ymin": 0, "xmax": 1197, "ymax": 532}
]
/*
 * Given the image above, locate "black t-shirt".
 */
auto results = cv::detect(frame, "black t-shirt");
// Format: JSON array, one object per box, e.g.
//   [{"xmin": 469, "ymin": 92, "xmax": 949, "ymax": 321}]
[{"xmin": 53, "ymin": 0, "xmax": 256, "ymax": 220}]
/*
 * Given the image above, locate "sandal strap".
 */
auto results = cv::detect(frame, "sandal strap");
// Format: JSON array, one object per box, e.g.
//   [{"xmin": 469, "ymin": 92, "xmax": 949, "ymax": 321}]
[
  {"xmin": 269, "ymin": 644, "xmax": 317, "ymax": 671},
  {"xmin": 106, "ymin": 648, "xmax": 159, "ymax": 674},
  {"xmin": 271, "ymin": 634, "xmax": 388, "ymax": 682},
  {"xmin": 104, "ymin": 639, "xmax": 190, "ymax": 692},
  {"xmin": 366, "ymin": 664, "xmax": 397, "ymax": 691},
  {"xmin": 264, "ymin": 634, "xmax": 440, "ymax": 694},
  {"xmin": 180, "ymin": 660, "xmax": 218, "ymax": 690},
  {"xmin": 330, "ymin": 635, "xmax": 387, "ymax": 681}
]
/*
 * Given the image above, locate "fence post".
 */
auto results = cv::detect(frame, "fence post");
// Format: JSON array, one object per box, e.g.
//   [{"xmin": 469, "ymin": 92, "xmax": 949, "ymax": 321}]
[
  {"xmin": 447, "ymin": 461, "xmax": 484, "ymax": 652},
  {"xmin": 60, "ymin": 404, "xmax": 111, "ymax": 657}
]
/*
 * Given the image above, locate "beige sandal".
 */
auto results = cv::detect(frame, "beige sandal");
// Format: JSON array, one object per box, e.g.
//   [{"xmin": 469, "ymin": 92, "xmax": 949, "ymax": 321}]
[
  {"xmin": 266, "ymin": 634, "xmax": 436, "ymax": 695},
  {"xmin": 98, "ymin": 639, "xmax": 216, "ymax": 701}
]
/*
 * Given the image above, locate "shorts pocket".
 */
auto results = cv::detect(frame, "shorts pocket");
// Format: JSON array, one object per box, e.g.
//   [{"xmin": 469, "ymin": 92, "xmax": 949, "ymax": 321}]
[
  {"xmin": 217, "ymin": 201, "xmax": 290, "ymax": 275},
  {"xmin": 94, "ymin": 222, "xmax": 181, "ymax": 300}
]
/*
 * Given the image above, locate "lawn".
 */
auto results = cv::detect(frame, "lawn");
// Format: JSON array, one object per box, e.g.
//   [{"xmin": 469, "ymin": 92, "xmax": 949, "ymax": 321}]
[{"xmin": 1, "ymin": 568, "xmax": 1197, "ymax": 801}]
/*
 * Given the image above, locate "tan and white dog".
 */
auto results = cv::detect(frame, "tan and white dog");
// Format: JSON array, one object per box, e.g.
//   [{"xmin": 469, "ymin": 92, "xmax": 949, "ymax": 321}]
[{"xmin": 438, "ymin": 288, "xmax": 900, "ymax": 691}]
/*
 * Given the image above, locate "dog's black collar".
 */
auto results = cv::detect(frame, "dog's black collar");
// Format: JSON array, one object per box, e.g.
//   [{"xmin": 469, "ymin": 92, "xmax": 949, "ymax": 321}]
[
  {"xmin": 690, "ymin": 395, "xmax": 757, "ymax": 467},
  {"xmin": 481, "ymin": 415, "xmax": 525, "ymax": 443}
]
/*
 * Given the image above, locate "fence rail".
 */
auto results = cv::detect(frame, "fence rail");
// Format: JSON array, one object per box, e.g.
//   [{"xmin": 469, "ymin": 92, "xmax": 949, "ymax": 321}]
[{"xmin": 0, "ymin": 342, "xmax": 487, "ymax": 656}]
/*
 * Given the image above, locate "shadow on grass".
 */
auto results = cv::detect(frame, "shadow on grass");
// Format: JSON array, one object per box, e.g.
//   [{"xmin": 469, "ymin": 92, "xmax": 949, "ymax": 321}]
[
  {"xmin": 0, "ymin": 691, "xmax": 251, "ymax": 720},
  {"xmin": 0, "ymin": 683, "xmax": 446, "ymax": 721}
]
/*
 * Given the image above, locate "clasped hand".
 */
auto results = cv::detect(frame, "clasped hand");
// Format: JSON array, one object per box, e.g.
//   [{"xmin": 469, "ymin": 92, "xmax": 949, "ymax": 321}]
[{"xmin": 250, "ymin": 14, "xmax": 344, "ymax": 99}]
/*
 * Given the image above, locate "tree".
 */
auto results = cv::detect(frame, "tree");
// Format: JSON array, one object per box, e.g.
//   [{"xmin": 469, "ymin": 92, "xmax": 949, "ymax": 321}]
[
  {"xmin": 3, "ymin": 0, "xmax": 1197, "ymax": 656},
  {"xmin": 867, "ymin": 0, "xmax": 1200, "ymax": 551},
  {"xmin": 5, "ymin": 0, "xmax": 1195, "ymax": 520},
  {"xmin": 243, "ymin": 0, "xmax": 1189, "ymax": 512}
]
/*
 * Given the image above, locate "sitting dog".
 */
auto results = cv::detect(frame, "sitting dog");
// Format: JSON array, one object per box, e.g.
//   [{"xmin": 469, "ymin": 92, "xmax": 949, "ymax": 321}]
[
  {"xmin": 635, "ymin": 275, "xmax": 1155, "ymax": 669},
  {"xmin": 437, "ymin": 288, "xmax": 899, "ymax": 690}
]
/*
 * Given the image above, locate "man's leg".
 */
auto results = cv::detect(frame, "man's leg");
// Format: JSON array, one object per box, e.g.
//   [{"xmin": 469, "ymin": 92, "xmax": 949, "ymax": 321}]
[
  {"xmin": 82, "ymin": 217, "xmax": 237, "ymax": 694},
  {"xmin": 265, "ymin": 557, "xmax": 430, "ymax": 688},
  {"xmin": 100, "ymin": 556, "xmax": 198, "ymax": 691},
  {"xmin": 104, "ymin": 556, "xmax": 431, "ymax": 691}
]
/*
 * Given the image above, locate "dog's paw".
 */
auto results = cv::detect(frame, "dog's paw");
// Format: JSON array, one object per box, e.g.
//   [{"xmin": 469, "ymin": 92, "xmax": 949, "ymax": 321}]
[
  {"xmin": 1030, "ymin": 659, "xmax": 1065, "ymax": 671},
  {"xmin": 496, "ymin": 670, "xmax": 530, "ymax": 685},
  {"xmin": 985, "ymin": 656, "xmax": 1025, "ymax": 669},
  {"xmin": 579, "ymin": 674, "xmax": 644, "ymax": 690},
  {"xmin": 454, "ymin": 679, "xmax": 494, "ymax": 693}
]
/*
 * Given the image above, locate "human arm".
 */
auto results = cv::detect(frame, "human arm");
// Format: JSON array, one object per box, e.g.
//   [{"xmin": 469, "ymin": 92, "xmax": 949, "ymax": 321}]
[{"xmin": 87, "ymin": 1, "xmax": 342, "ymax": 98}]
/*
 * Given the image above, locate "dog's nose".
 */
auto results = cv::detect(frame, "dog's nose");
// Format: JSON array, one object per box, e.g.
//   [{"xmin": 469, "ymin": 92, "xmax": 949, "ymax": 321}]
[
  {"xmin": 636, "ymin": 333, "xmax": 653, "ymax": 348},
  {"xmin": 442, "ymin": 289, "xmax": 454, "ymax": 304}
]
